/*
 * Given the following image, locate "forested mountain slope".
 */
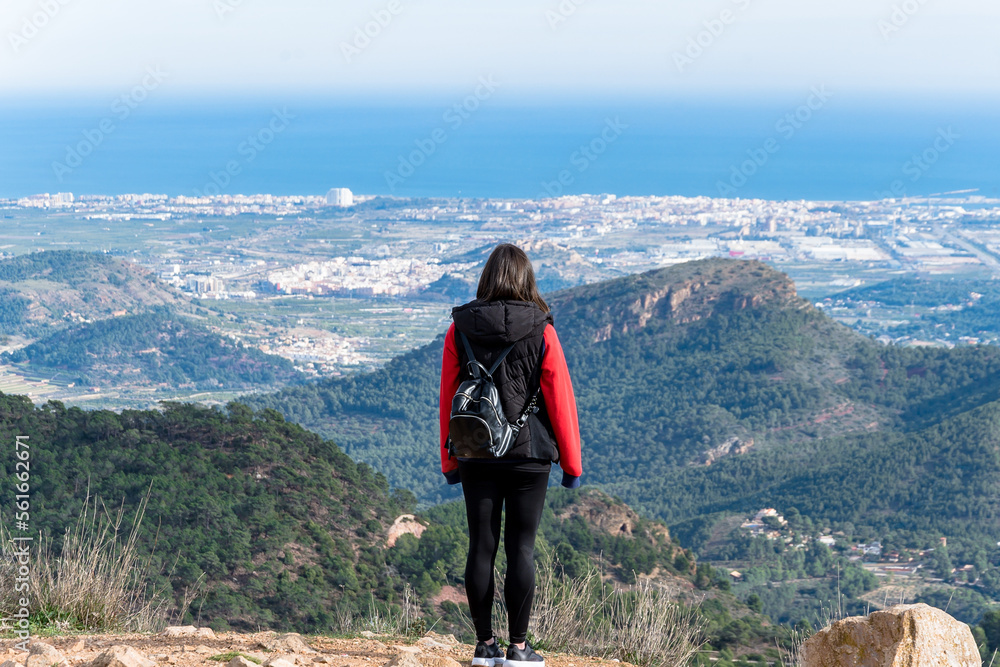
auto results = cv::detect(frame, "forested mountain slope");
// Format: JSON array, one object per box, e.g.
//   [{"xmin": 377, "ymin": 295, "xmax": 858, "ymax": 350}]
[
  {"xmin": 0, "ymin": 393, "xmax": 702, "ymax": 636},
  {"xmin": 2, "ymin": 306, "xmax": 303, "ymax": 390},
  {"xmin": 245, "ymin": 258, "xmax": 1000, "ymax": 508},
  {"xmin": 0, "ymin": 250, "xmax": 188, "ymax": 337}
]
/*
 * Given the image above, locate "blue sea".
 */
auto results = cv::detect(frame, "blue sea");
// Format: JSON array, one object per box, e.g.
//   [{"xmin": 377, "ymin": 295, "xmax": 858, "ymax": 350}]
[{"xmin": 1, "ymin": 93, "xmax": 998, "ymax": 201}]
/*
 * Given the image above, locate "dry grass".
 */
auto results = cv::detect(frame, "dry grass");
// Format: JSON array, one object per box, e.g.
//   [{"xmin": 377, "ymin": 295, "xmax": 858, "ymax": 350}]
[
  {"xmin": 489, "ymin": 546, "xmax": 706, "ymax": 667},
  {"xmin": 337, "ymin": 584, "xmax": 425, "ymax": 637},
  {"xmin": 595, "ymin": 578, "xmax": 706, "ymax": 667},
  {"xmin": 0, "ymin": 486, "xmax": 168, "ymax": 632},
  {"xmin": 529, "ymin": 545, "xmax": 605, "ymax": 651},
  {"xmin": 776, "ymin": 627, "xmax": 807, "ymax": 667}
]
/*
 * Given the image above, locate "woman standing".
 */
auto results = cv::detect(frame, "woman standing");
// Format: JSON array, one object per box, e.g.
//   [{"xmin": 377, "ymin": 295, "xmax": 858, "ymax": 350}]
[{"xmin": 438, "ymin": 243, "xmax": 583, "ymax": 667}]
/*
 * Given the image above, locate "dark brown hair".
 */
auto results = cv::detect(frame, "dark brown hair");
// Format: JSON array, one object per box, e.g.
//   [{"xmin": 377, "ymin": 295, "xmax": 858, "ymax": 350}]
[{"xmin": 476, "ymin": 243, "xmax": 549, "ymax": 313}]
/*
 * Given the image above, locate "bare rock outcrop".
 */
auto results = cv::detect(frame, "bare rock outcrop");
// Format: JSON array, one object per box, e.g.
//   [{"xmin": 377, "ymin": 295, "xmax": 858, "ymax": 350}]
[
  {"xmin": 554, "ymin": 488, "xmax": 670, "ymax": 544},
  {"xmin": 700, "ymin": 436, "xmax": 754, "ymax": 465},
  {"xmin": 801, "ymin": 603, "xmax": 980, "ymax": 667},
  {"xmin": 386, "ymin": 515, "xmax": 426, "ymax": 548}
]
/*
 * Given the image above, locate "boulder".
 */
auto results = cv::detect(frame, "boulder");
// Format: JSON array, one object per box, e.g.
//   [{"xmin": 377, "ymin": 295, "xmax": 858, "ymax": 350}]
[
  {"xmin": 801, "ymin": 603, "xmax": 981, "ymax": 667},
  {"xmin": 1, "ymin": 660, "xmax": 25, "ymax": 667},
  {"xmin": 263, "ymin": 658, "xmax": 295, "ymax": 667},
  {"xmin": 86, "ymin": 646, "xmax": 156, "ymax": 667},
  {"xmin": 68, "ymin": 642, "xmax": 86, "ymax": 653}
]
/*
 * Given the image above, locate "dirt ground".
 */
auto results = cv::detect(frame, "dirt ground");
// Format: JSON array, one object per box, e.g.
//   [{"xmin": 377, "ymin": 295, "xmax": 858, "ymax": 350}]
[{"xmin": 0, "ymin": 630, "xmax": 631, "ymax": 667}]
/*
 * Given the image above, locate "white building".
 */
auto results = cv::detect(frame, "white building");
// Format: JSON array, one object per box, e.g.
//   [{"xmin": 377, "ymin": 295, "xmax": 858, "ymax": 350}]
[{"xmin": 326, "ymin": 188, "xmax": 354, "ymax": 207}]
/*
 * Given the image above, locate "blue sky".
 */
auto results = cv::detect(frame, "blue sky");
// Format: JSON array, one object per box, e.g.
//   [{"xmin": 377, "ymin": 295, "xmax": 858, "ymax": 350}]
[{"xmin": 2, "ymin": 0, "xmax": 998, "ymax": 99}]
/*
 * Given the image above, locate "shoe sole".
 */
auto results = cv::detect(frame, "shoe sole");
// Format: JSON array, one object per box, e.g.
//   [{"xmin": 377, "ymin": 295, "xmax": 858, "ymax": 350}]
[
  {"xmin": 472, "ymin": 659, "xmax": 505, "ymax": 666},
  {"xmin": 505, "ymin": 660, "xmax": 542, "ymax": 667}
]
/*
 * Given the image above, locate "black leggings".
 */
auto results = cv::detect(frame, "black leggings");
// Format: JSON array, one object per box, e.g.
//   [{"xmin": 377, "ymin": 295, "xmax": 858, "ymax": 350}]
[{"xmin": 458, "ymin": 458, "xmax": 550, "ymax": 644}]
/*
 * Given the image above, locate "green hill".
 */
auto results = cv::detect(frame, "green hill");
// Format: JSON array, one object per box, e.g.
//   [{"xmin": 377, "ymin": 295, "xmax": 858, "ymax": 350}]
[
  {"xmin": 2, "ymin": 306, "xmax": 304, "ymax": 390},
  {"xmin": 0, "ymin": 392, "xmax": 717, "ymax": 639},
  {"xmin": 0, "ymin": 250, "xmax": 190, "ymax": 337}
]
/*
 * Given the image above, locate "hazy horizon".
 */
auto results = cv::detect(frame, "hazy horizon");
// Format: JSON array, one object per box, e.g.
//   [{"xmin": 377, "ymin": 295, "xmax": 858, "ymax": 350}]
[
  {"xmin": 3, "ymin": 0, "xmax": 998, "ymax": 200},
  {"xmin": 3, "ymin": 0, "xmax": 998, "ymax": 98}
]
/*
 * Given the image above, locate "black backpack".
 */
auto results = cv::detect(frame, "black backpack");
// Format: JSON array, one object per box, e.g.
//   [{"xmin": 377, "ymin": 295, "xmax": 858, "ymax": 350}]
[{"xmin": 447, "ymin": 331, "xmax": 545, "ymax": 459}]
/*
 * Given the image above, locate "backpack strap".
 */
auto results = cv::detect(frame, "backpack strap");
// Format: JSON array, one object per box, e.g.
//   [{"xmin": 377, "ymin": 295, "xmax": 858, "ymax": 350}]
[
  {"xmin": 458, "ymin": 330, "xmax": 515, "ymax": 380},
  {"xmin": 487, "ymin": 343, "xmax": 516, "ymax": 377}
]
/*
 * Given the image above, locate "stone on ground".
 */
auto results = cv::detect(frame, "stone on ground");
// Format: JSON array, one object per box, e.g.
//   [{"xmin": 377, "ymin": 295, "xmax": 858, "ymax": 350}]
[
  {"xmin": 382, "ymin": 650, "xmax": 461, "ymax": 667},
  {"xmin": 86, "ymin": 646, "xmax": 156, "ymax": 667},
  {"xmin": 421, "ymin": 633, "xmax": 458, "ymax": 646},
  {"xmin": 163, "ymin": 626, "xmax": 215, "ymax": 638},
  {"xmin": 801, "ymin": 603, "xmax": 981, "ymax": 667},
  {"xmin": 25, "ymin": 642, "xmax": 67, "ymax": 667},
  {"xmin": 227, "ymin": 657, "xmax": 258, "ymax": 667},
  {"xmin": 382, "ymin": 653, "xmax": 422, "ymax": 667},
  {"xmin": 418, "ymin": 657, "xmax": 462, "ymax": 667},
  {"xmin": 269, "ymin": 634, "xmax": 316, "ymax": 654}
]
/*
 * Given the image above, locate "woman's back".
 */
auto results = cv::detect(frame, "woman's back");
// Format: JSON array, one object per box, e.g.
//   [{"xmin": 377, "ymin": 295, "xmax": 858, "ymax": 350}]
[{"xmin": 438, "ymin": 243, "xmax": 582, "ymax": 667}]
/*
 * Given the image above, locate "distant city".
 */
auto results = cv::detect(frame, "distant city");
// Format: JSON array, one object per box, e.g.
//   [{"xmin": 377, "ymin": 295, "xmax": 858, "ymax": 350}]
[{"xmin": 4, "ymin": 187, "xmax": 1000, "ymax": 385}]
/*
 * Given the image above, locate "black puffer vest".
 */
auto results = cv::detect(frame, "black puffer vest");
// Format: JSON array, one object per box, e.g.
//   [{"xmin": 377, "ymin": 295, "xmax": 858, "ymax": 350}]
[{"xmin": 451, "ymin": 298, "xmax": 559, "ymax": 463}]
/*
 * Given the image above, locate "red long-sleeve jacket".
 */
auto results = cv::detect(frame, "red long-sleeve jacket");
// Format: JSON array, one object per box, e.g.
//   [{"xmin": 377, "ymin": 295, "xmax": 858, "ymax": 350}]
[{"xmin": 439, "ymin": 322, "xmax": 583, "ymax": 485}]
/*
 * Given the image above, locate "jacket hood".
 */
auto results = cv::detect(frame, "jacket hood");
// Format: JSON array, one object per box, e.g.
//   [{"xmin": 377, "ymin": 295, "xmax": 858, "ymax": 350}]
[{"xmin": 451, "ymin": 299, "xmax": 552, "ymax": 346}]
